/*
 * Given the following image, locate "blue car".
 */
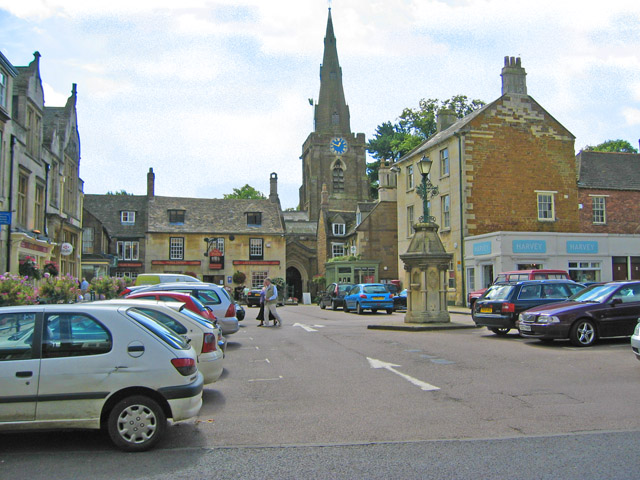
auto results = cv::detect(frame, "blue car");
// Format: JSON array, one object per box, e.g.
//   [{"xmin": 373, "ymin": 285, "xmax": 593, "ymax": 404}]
[{"xmin": 344, "ymin": 283, "xmax": 394, "ymax": 315}]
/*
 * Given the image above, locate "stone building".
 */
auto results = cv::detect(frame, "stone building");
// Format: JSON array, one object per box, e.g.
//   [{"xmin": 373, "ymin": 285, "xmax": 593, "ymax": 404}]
[{"xmin": 0, "ymin": 51, "xmax": 83, "ymax": 277}]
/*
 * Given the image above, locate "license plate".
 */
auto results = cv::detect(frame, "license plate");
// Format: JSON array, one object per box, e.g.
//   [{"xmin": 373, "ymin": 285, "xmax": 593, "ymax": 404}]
[
  {"xmin": 480, "ymin": 307, "xmax": 492, "ymax": 313},
  {"xmin": 519, "ymin": 324, "xmax": 531, "ymax": 332},
  {"xmin": 372, "ymin": 296, "xmax": 384, "ymax": 300}
]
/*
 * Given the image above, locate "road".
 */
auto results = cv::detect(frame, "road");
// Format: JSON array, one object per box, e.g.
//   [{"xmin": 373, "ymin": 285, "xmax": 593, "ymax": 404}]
[{"xmin": 1, "ymin": 304, "xmax": 639, "ymax": 479}]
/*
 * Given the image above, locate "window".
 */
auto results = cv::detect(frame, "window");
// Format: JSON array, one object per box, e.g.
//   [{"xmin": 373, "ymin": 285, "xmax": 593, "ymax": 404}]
[
  {"xmin": 0, "ymin": 312, "xmax": 36, "ymax": 360},
  {"xmin": 63, "ymin": 158, "xmax": 77, "ymax": 215},
  {"xmin": 537, "ymin": 192, "xmax": 555, "ymax": 221},
  {"xmin": 0, "ymin": 72, "xmax": 6, "ymax": 109},
  {"xmin": 467, "ymin": 267, "xmax": 476, "ymax": 293},
  {"xmin": 247, "ymin": 212, "xmax": 262, "ymax": 227},
  {"xmin": 406, "ymin": 165, "xmax": 414, "ymax": 190},
  {"xmin": 333, "ymin": 162, "xmax": 344, "ymax": 192},
  {"xmin": 568, "ymin": 261, "xmax": 601, "ymax": 283},
  {"xmin": 332, "ymin": 112, "xmax": 339, "ymax": 124},
  {"xmin": 117, "ymin": 241, "xmax": 139, "ymax": 261},
  {"xmin": 333, "ymin": 223, "xmax": 345, "ymax": 236},
  {"xmin": 440, "ymin": 148, "xmax": 449, "ymax": 177},
  {"xmin": 250, "ymin": 238, "xmax": 263, "ymax": 260},
  {"xmin": 441, "ymin": 195, "xmax": 450, "ymax": 229},
  {"xmin": 169, "ymin": 237, "xmax": 184, "ymax": 260},
  {"xmin": 592, "ymin": 196, "xmax": 606, "ymax": 224},
  {"xmin": 206, "ymin": 237, "xmax": 225, "ymax": 256},
  {"xmin": 26, "ymin": 106, "xmax": 41, "ymax": 158},
  {"xmin": 448, "ymin": 261, "xmax": 456, "ymax": 288},
  {"xmin": 115, "ymin": 271, "xmax": 138, "ymax": 280},
  {"xmin": 168, "ymin": 209, "xmax": 185, "ymax": 224},
  {"xmin": 121, "ymin": 211, "xmax": 135, "ymax": 224},
  {"xmin": 34, "ymin": 183, "xmax": 44, "ymax": 232},
  {"xmin": 82, "ymin": 228, "xmax": 94, "ymax": 254},
  {"xmin": 252, "ymin": 271, "xmax": 268, "ymax": 288},
  {"xmin": 407, "ymin": 205, "xmax": 414, "ymax": 236},
  {"xmin": 50, "ymin": 162, "xmax": 59, "ymax": 206},
  {"xmin": 356, "ymin": 211, "xmax": 362, "ymax": 226},
  {"xmin": 17, "ymin": 172, "xmax": 28, "ymax": 226},
  {"xmin": 332, "ymin": 243, "xmax": 346, "ymax": 258},
  {"xmin": 42, "ymin": 314, "xmax": 112, "ymax": 358}
]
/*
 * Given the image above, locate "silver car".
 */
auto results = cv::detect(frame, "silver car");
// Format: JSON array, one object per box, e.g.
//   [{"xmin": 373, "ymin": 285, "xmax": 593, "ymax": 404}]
[
  {"xmin": 631, "ymin": 321, "xmax": 640, "ymax": 361},
  {"xmin": 129, "ymin": 282, "xmax": 239, "ymax": 335}
]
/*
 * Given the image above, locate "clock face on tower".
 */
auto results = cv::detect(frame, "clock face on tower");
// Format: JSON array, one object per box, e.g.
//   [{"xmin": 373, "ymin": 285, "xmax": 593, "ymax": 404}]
[{"xmin": 329, "ymin": 137, "xmax": 348, "ymax": 155}]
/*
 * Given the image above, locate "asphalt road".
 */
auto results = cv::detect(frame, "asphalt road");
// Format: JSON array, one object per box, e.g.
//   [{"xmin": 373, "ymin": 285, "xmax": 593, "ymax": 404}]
[{"xmin": 1, "ymin": 304, "xmax": 639, "ymax": 479}]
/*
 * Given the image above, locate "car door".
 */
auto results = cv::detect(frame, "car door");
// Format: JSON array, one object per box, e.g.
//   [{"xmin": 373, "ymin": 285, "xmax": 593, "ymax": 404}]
[
  {"xmin": 0, "ymin": 311, "xmax": 41, "ymax": 422},
  {"xmin": 600, "ymin": 284, "xmax": 640, "ymax": 337},
  {"xmin": 36, "ymin": 312, "xmax": 114, "ymax": 422},
  {"xmin": 346, "ymin": 285, "xmax": 360, "ymax": 308}
]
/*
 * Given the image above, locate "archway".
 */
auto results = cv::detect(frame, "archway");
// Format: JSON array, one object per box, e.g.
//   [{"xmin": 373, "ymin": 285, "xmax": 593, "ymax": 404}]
[{"xmin": 286, "ymin": 267, "xmax": 303, "ymax": 301}]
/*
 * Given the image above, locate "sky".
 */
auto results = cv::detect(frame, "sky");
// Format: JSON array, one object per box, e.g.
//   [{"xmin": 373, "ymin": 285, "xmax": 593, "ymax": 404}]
[{"xmin": 1, "ymin": 0, "xmax": 639, "ymax": 210}]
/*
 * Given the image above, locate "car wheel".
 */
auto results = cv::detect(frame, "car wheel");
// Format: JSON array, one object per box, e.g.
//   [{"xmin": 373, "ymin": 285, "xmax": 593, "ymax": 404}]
[
  {"xmin": 319, "ymin": 300, "xmax": 326, "ymax": 310},
  {"xmin": 386, "ymin": 308, "xmax": 393, "ymax": 315},
  {"xmin": 570, "ymin": 319, "xmax": 597, "ymax": 347},
  {"xmin": 489, "ymin": 327, "xmax": 510, "ymax": 335},
  {"xmin": 343, "ymin": 303, "xmax": 350, "ymax": 313},
  {"xmin": 356, "ymin": 303, "xmax": 364, "ymax": 315},
  {"xmin": 331, "ymin": 300, "xmax": 338, "ymax": 311},
  {"xmin": 107, "ymin": 395, "xmax": 166, "ymax": 452}
]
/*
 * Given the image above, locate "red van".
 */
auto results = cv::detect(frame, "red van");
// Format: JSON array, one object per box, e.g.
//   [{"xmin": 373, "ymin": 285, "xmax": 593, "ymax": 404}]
[{"xmin": 467, "ymin": 269, "xmax": 571, "ymax": 309}]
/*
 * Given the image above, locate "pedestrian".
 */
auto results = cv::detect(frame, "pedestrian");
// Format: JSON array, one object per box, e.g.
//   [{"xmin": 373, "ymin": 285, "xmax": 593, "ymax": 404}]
[
  {"xmin": 80, "ymin": 277, "xmax": 89, "ymax": 298},
  {"xmin": 264, "ymin": 278, "xmax": 282, "ymax": 327},
  {"xmin": 256, "ymin": 286, "xmax": 275, "ymax": 326}
]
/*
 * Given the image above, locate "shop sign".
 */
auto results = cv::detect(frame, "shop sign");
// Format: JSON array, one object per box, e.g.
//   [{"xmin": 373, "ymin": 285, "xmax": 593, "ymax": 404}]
[
  {"xmin": 473, "ymin": 241, "xmax": 492, "ymax": 256},
  {"xmin": 60, "ymin": 242, "xmax": 74, "ymax": 256},
  {"xmin": 566, "ymin": 241, "xmax": 598, "ymax": 254},
  {"xmin": 512, "ymin": 240, "xmax": 546, "ymax": 254}
]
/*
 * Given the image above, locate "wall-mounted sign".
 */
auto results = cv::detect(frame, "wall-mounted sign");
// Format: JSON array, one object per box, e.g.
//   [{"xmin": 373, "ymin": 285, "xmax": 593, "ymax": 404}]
[
  {"xmin": 473, "ymin": 241, "xmax": 492, "ymax": 256},
  {"xmin": 0, "ymin": 211, "xmax": 12, "ymax": 225},
  {"xmin": 60, "ymin": 242, "xmax": 73, "ymax": 256},
  {"xmin": 512, "ymin": 240, "xmax": 546, "ymax": 254},
  {"xmin": 567, "ymin": 241, "xmax": 598, "ymax": 254}
]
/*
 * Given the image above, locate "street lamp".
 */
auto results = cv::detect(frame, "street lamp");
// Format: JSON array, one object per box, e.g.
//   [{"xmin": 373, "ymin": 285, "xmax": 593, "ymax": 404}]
[{"xmin": 416, "ymin": 156, "xmax": 439, "ymax": 223}]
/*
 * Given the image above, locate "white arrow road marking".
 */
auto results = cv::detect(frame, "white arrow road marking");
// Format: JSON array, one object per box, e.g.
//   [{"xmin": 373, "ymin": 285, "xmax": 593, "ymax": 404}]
[
  {"xmin": 248, "ymin": 376, "xmax": 283, "ymax": 382},
  {"xmin": 367, "ymin": 357, "xmax": 440, "ymax": 391},
  {"xmin": 293, "ymin": 322, "xmax": 318, "ymax": 332}
]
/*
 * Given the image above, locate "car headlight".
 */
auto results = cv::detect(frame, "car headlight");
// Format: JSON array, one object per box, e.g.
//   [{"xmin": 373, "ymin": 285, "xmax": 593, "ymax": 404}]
[
  {"xmin": 634, "ymin": 322, "xmax": 640, "ymax": 336},
  {"xmin": 538, "ymin": 315, "xmax": 560, "ymax": 324}
]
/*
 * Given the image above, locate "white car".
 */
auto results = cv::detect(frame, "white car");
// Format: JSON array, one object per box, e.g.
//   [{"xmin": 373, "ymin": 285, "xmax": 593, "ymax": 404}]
[
  {"xmin": 631, "ymin": 321, "xmax": 640, "ymax": 361},
  {"xmin": 130, "ymin": 282, "xmax": 240, "ymax": 335},
  {"xmin": 93, "ymin": 300, "xmax": 224, "ymax": 384},
  {"xmin": 0, "ymin": 304, "xmax": 203, "ymax": 451}
]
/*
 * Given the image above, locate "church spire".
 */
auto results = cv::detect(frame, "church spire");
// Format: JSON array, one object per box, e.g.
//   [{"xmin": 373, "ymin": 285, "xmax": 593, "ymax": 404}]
[{"xmin": 314, "ymin": 8, "xmax": 350, "ymax": 134}]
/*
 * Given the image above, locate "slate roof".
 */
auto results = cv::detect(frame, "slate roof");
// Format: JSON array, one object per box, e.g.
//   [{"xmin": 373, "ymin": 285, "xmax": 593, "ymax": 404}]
[
  {"xmin": 84, "ymin": 195, "xmax": 148, "ymax": 239},
  {"xmin": 147, "ymin": 196, "xmax": 285, "ymax": 234},
  {"xmin": 576, "ymin": 151, "xmax": 640, "ymax": 191}
]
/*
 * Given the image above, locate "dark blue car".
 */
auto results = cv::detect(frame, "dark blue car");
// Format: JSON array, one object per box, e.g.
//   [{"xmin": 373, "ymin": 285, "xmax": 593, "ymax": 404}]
[{"xmin": 344, "ymin": 283, "xmax": 394, "ymax": 315}]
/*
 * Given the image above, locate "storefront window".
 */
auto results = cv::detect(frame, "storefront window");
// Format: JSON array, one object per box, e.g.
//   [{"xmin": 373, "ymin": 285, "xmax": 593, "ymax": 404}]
[{"xmin": 568, "ymin": 261, "xmax": 601, "ymax": 283}]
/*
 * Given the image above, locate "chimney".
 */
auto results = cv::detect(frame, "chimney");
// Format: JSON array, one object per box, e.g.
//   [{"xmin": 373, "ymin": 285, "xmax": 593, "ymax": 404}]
[
  {"xmin": 501, "ymin": 56, "xmax": 527, "ymax": 95},
  {"xmin": 437, "ymin": 108, "xmax": 457, "ymax": 132},
  {"xmin": 269, "ymin": 172, "xmax": 279, "ymax": 203},
  {"xmin": 147, "ymin": 168, "xmax": 155, "ymax": 198}
]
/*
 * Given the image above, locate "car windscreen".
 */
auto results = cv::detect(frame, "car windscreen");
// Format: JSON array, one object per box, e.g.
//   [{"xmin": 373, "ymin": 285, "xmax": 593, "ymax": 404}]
[
  {"xmin": 126, "ymin": 309, "xmax": 190, "ymax": 350},
  {"xmin": 363, "ymin": 285, "xmax": 388, "ymax": 294},
  {"xmin": 178, "ymin": 307, "xmax": 215, "ymax": 329},
  {"xmin": 482, "ymin": 285, "xmax": 515, "ymax": 301},
  {"xmin": 569, "ymin": 284, "xmax": 619, "ymax": 303},
  {"xmin": 338, "ymin": 285, "xmax": 353, "ymax": 293},
  {"xmin": 131, "ymin": 307, "xmax": 188, "ymax": 335}
]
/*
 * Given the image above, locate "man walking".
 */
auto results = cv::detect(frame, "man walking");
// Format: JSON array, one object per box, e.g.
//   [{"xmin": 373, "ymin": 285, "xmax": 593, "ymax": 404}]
[{"xmin": 264, "ymin": 278, "xmax": 282, "ymax": 327}]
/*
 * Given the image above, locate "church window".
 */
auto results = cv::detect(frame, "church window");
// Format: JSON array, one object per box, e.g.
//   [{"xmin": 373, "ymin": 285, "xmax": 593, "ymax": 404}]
[
  {"xmin": 332, "ymin": 112, "xmax": 339, "ymax": 125},
  {"xmin": 332, "ymin": 163, "xmax": 344, "ymax": 192}
]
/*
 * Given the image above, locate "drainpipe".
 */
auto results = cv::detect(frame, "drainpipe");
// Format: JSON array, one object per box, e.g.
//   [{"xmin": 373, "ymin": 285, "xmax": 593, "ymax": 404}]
[
  {"xmin": 43, "ymin": 161, "xmax": 50, "ymax": 236},
  {"xmin": 455, "ymin": 132, "xmax": 466, "ymax": 305},
  {"xmin": 6, "ymin": 134, "xmax": 15, "ymax": 272}
]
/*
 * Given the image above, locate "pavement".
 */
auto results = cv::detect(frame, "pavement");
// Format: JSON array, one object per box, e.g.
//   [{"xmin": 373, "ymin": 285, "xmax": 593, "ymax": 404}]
[{"xmin": 367, "ymin": 307, "xmax": 478, "ymax": 331}]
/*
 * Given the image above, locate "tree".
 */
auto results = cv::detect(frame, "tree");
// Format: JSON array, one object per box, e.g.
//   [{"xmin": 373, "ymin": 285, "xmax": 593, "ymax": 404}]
[
  {"xmin": 584, "ymin": 139, "xmax": 638, "ymax": 154},
  {"xmin": 366, "ymin": 95, "xmax": 485, "ymax": 197},
  {"xmin": 223, "ymin": 184, "xmax": 266, "ymax": 199},
  {"xmin": 106, "ymin": 190, "xmax": 133, "ymax": 195}
]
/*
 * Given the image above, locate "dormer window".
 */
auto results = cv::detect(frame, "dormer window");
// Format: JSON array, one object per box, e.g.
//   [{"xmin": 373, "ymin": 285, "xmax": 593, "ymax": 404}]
[
  {"xmin": 247, "ymin": 212, "xmax": 262, "ymax": 227},
  {"xmin": 333, "ymin": 223, "xmax": 345, "ymax": 236},
  {"xmin": 168, "ymin": 209, "xmax": 185, "ymax": 224},
  {"xmin": 120, "ymin": 211, "xmax": 135, "ymax": 224}
]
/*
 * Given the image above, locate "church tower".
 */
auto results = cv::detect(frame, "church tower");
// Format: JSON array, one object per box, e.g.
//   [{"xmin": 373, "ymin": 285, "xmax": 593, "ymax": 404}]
[{"xmin": 299, "ymin": 8, "xmax": 370, "ymax": 220}]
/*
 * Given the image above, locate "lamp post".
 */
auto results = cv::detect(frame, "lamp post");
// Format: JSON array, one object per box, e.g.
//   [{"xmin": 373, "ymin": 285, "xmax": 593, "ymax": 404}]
[{"xmin": 416, "ymin": 156, "xmax": 439, "ymax": 223}]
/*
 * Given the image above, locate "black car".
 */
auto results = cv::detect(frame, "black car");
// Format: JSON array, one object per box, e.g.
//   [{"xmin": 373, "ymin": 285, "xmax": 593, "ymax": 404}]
[
  {"xmin": 246, "ymin": 288, "xmax": 263, "ymax": 307},
  {"xmin": 319, "ymin": 283, "xmax": 354, "ymax": 310},
  {"xmin": 518, "ymin": 280, "xmax": 640, "ymax": 347},
  {"xmin": 472, "ymin": 279, "xmax": 585, "ymax": 335},
  {"xmin": 393, "ymin": 289, "xmax": 407, "ymax": 311}
]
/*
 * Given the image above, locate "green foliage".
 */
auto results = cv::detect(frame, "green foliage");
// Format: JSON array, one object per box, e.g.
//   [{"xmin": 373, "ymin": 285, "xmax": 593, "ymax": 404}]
[
  {"xmin": 232, "ymin": 271, "xmax": 246, "ymax": 285},
  {"xmin": 366, "ymin": 95, "xmax": 485, "ymax": 195},
  {"xmin": 223, "ymin": 184, "xmax": 266, "ymax": 199},
  {"xmin": 327, "ymin": 255, "xmax": 360, "ymax": 263},
  {"xmin": 37, "ymin": 274, "xmax": 80, "ymax": 303},
  {"xmin": 0, "ymin": 273, "xmax": 37, "ymax": 306},
  {"xmin": 90, "ymin": 276, "xmax": 121, "ymax": 299},
  {"xmin": 584, "ymin": 139, "xmax": 638, "ymax": 153},
  {"xmin": 272, "ymin": 277, "xmax": 285, "ymax": 289},
  {"xmin": 106, "ymin": 190, "xmax": 133, "ymax": 195},
  {"xmin": 311, "ymin": 275, "xmax": 326, "ymax": 286}
]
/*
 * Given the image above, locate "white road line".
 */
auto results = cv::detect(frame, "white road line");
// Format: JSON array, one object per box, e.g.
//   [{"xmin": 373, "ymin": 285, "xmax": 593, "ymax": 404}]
[
  {"xmin": 367, "ymin": 357, "xmax": 440, "ymax": 391},
  {"xmin": 293, "ymin": 322, "xmax": 318, "ymax": 332},
  {"xmin": 248, "ymin": 376, "xmax": 283, "ymax": 382}
]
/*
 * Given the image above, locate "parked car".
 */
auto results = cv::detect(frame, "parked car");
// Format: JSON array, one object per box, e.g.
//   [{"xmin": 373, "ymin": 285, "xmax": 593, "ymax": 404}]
[
  {"xmin": 0, "ymin": 304, "xmax": 203, "ymax": 451},
  {"xmin": 472, "ymin": 279, "xmax": 585, "ymax": 335},
  {"xmin": 124, "ymin": 291, "xmax": 217, "ymax": 322},
  {"xmin": 93, "ymin": 300, "xmax": 224, "ymax": 384},
  {"xmin": 127, "ymin": 282, "xmax": 239, "ymax": 335},
  {"xmin": 394, "ymin": 289, "xmax": 407, "ymax": 312},
  {"xmin": 319, "ymin": 283, "xmax": 354, "ymax": 310},
  {"xmin": 235, "ymin": 302, "xmax": 245, "ymax": 321},
  {"xmin": 517, "ymin": 281, "xmax": 640, "ymax": 347},
  {"xmin": 468, "ymin": 269, "xmax": 571, "ymax": 309},
  {"xmin": 631, "ymin": 321, "xmax": 640, "ymax": 362},
  {"xmin": 134, "ymin": 273, "xmax": 201, "ymax": 286},
  {"xmin": 246, "ymin": 288, "xmax": 263, "ymax": 307},
  {"xmin": 343, "ymin": 283, "xmax": 394, "ymax": 315}
]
